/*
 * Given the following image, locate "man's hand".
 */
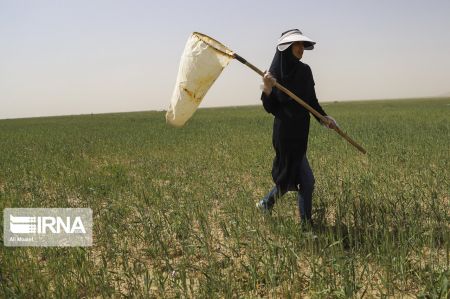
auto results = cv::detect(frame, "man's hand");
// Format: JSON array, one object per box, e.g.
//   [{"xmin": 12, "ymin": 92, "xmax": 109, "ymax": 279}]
[
  {"xmin": 262, "ymin": 71, "xmax": 276, "ymax": 96},
  {"xmin": 322, "ymin": 116, "xmax": 338, "ymax": 129}
]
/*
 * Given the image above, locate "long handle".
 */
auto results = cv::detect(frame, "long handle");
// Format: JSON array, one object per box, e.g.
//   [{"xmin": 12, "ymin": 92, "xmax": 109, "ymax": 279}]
[{"xmin": 234, "ymin": 53, "xmax": 367, "ymax": 154}]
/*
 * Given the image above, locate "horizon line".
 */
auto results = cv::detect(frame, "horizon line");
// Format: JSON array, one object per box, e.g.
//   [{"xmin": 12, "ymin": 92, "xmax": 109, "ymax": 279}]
[{"xmin": 1, "ymin": 96, "xmax": 448, "ymax": 121}]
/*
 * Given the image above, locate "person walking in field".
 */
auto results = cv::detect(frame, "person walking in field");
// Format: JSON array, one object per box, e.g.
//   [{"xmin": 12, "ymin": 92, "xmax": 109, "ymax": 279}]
[{"xmin": 257, "ymin": 29, "xmax": 337, "ymax": 227}]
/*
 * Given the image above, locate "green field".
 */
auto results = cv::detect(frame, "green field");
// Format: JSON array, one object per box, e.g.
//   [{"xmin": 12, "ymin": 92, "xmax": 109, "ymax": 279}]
[{"xmin": 1, "ymin": 98, "xmax": 449, "ymax": 297}]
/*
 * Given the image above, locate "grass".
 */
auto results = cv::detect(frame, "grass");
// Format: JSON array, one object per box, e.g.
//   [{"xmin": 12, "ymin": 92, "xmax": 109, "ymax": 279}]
[{"xmin": 0, "ymin": 98, "xmax": 449, "ymax": 297}]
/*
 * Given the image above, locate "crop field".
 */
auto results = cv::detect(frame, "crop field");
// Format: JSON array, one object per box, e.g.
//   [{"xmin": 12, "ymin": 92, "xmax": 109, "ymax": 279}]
[{"xmin": 0, "ymin": 98, "xmax": 449, "ymax": 297}]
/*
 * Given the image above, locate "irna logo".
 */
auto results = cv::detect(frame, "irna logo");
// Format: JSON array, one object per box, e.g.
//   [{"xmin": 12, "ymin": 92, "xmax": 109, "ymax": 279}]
[
  {"xmin": 9, "ymin": 215, "xmax": 86, "ymax": 234},
  {"xmin": 4, "ymin": 208, "xmax": 92, "ymax": 247}
]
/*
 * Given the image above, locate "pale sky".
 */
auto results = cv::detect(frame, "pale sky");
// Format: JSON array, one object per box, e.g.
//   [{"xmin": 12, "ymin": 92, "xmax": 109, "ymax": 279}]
[{"xmin": 1, "ymin": 0, "xmax": 449, "ymax": 119}]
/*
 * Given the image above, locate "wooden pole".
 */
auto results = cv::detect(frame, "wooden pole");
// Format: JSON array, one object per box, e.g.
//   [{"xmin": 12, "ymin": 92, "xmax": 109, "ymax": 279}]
[{"xmin": 234, "ymin": 53, "xmax": 367, "ymax": 154}]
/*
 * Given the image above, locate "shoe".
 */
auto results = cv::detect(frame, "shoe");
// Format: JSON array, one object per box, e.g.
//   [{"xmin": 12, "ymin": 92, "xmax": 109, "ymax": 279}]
[
  {"xmin": 300, "ymin": 220, "xmax": 317, "ymax": 238},
  {"xmin": 301, "ymin": 230, "xmax": 318, "ymax": 239},
  {"xmin": 256, "ymin": 199, "xmax": 272, "ymax": 214}
]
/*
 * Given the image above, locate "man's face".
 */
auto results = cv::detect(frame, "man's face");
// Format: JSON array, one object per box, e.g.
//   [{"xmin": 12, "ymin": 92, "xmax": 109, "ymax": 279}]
[{"xmin": 291, "ymin": 41, "xmax": 304, "ymax": 59}]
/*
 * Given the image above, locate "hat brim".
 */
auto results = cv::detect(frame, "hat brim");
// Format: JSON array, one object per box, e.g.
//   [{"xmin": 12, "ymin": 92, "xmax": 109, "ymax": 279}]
[{"xmin": 277, "ymin": 33, "xmax": 315, "ymax": 51}]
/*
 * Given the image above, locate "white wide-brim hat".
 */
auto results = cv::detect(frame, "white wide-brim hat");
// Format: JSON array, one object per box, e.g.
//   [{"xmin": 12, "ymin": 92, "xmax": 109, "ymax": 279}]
[{"xmin": 277, "ymin": 29, "xmax": 316, "ymax": 51}]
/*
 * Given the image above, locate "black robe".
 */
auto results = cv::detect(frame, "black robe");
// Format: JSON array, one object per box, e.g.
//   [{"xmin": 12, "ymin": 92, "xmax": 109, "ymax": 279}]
[{"xmin": 261, "ymin": 50, "xmax": 327, "ymax": 192}]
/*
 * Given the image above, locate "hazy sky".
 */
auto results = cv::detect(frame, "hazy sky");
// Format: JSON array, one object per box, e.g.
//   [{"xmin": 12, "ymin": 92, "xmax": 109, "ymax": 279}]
[{"xmin": 1, "ymin": 0, "xmax": 449, "ymax": 119}]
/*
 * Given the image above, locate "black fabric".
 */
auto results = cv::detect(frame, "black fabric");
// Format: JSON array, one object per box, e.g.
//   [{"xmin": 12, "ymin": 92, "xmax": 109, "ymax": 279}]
[{"xmin": 261, "ymin": 45, "xmax": 327, "ymax": 192}]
